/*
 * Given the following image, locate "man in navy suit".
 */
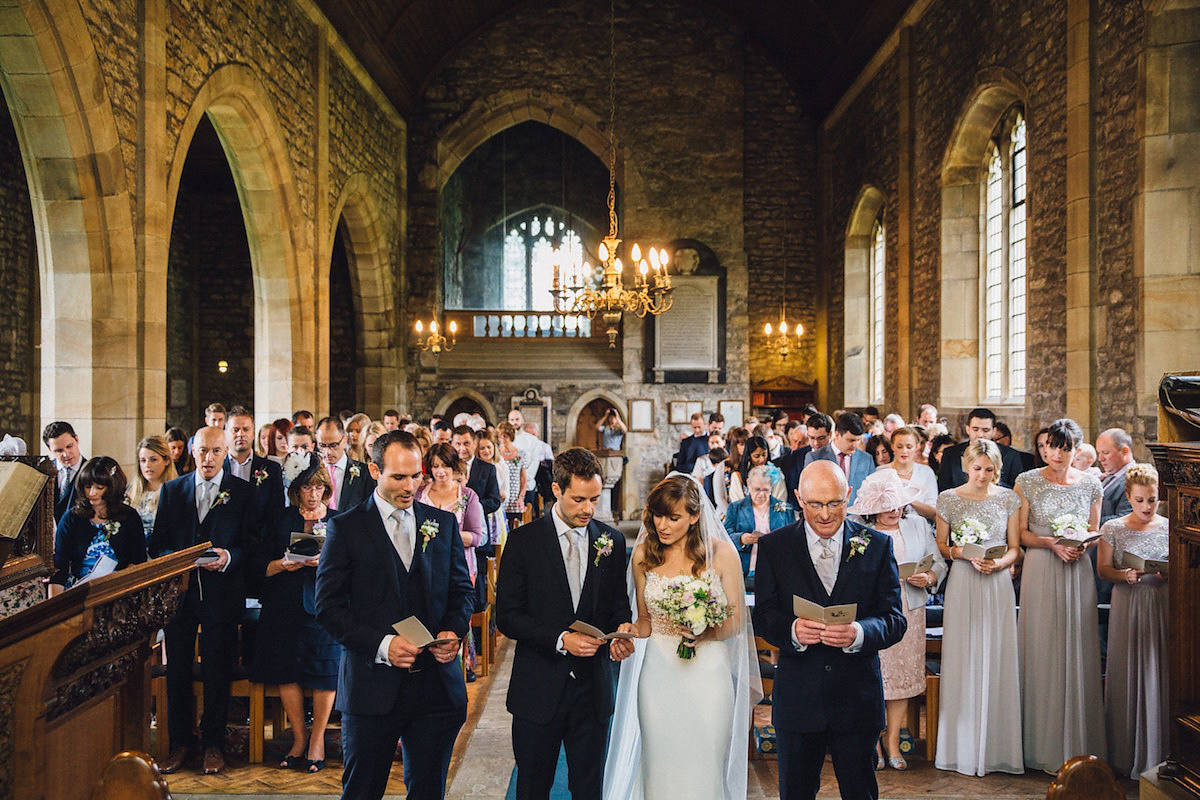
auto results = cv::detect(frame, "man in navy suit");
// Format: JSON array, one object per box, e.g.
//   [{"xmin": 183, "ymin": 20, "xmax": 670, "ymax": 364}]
[
  {"xmin": 222, "ymin": 407, "xmax": 284, "ymax": 574},
  {"xmin": 316, "ymin": 431, "xmax": 474, "ymax": 800},
  {"xmin": 316, "ymin": 416, "xmax": 376, "ymax": 516},
  {"xmin": 753, "ymin": 460, "xmax": 906, "ymax": 800},
  {"xmin": 43, "ymin": 420, "xmax": 86, "ymax": 524},
  {"xmin": 150, "ymin": 426, "xmax": 257, "ymax": 775},
  {"xmin": 496, "ymin": 447, "xmax": 636, "ymax": 800},
  {"xmin": 803, "ymin": 412, "xmax": 875, "ymax": 505},
  {"xmin": 935, "ymin": 407, "xmax": 1025, "ymax": 492},
  {"xmin": 674, "ymin": 412, "xmax": 710, "ymax": 474},
  {"xmin": 776, "ymin": 412, "xmax": 831, "ymax": 510}
]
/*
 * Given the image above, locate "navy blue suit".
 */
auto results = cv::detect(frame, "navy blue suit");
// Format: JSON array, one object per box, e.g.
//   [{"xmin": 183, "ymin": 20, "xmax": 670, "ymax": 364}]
[
  {"xmin": 149, "ymin": 471, "xmax": 257, "ymax": 752},
  {"xmin": 674, "ymin": 434, "xmax": 709, "ymax": 475},
  {"xmin": 53, "ymin": 457, "xmax": 85, "ymax": 524},
  {"xmin": 753, "ymin": 519, "xmax": 906, "ymax": 800},
  {"xmin": 774, "ymin": 446, "xmax": 811, "ymax": 509},
  {"xmin": 316, "ymin": 495, "xmax": 473, "ymax": 799},
  {"xmin": 224, "ymin": 454, "xmax": 283, "ymax": 595},
  {"xmin": 327, "ymin": 457, "xmax": 376, "ymax": 517}
]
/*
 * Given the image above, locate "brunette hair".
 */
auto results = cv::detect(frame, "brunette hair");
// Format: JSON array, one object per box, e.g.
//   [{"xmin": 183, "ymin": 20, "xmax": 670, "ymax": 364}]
[
  {"xmin": 725, "ymin": 426, "xmax": 749, "ymax": 470},
  {"xmin": 552, "ymin": 448, "xmax": 603, "ymax": 490},
  {"xmin": 476, "ymin": 429, "xmax": 499, "ymax": 463},
  {"xmin": 865, "ymin": 435, "xmax": 893, "ymax": 465},
  {"xmin": 928, "ymin": 433, "xmax": 957, "ymax": 473},
  {"xmin": 1032, "ymin": 426, "xmax": 1052, "ymax": 468},
  {"xmin": 641, "ymin": 474, "xmax": 706, "ymax": 576},
  {"xmin": 127, "ymin": 435, "xmax": 178, "ymax": 507},
  {"xmin": 424, "ymin": 442, "xmax": 461, "ymax": 477},
  {"xmin": 738, "ymin": 435, "xmax": 770, "ymax": 485},
  {"xmin": 287, "ymin": 462, "xmax": 332, "ymax": 506},
  {"xmin": 71, "ymin": 456, "xmax": 129, "ymax": 519}
]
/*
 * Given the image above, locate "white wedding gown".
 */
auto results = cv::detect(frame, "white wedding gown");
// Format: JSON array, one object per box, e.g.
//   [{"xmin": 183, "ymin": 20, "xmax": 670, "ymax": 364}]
[{"xmin": 636, "ymin": 571, "xmax": 734, "ymax": 800}]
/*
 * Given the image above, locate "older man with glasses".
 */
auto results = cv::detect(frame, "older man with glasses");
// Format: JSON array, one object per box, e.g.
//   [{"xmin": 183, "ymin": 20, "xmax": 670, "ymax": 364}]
[
  {"xmin": 753, "ymin": 460, "xmax": 906, "ymax": 800},
  {"xmin": 315, "ymin": 416, "xmax": 377, "ymax": 516}
]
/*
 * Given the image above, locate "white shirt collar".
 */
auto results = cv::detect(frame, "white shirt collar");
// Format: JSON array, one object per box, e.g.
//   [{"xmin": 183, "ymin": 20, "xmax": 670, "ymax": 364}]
[
  {"xmin": 56, "ymin": 457, "xmax": 82, "ymax": 472},
  {"xmin": 373, "ymin": 490, "xmax": 412, "ymax": 525},
  {"xmin": 195, "ymin": 469, "xmax": 224, "ymax": 488},
  {"xmin": 550, "ymin": 503, "xmax": 584, "ymax": 537},
  {"xmin": 230, "ymin": 451, "xmax": 253, "ymax": 467},
  {"xmin": 804, "ymin": 521, "xmax": 844, "ymax": 552},
  {"xmin": 334, "ymin": 453, "xmax": 349, "ymax": 472}
]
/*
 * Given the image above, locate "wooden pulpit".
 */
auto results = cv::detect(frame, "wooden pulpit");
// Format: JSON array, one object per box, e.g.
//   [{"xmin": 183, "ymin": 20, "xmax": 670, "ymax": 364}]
[{"xmin": 0, "ymin": 542, "xmax": 208, "ymax": 800}]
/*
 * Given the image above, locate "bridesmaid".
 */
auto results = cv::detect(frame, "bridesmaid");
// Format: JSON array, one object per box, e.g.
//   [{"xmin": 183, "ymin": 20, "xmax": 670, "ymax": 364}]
[
  {"xmin": 848, "ymin": 469, "xmax": 944, "ymax": 770},
  {"xmin": 49, "ymin": 456, "xmax": 146, "ymax": 595},
  {"xmin": 126, "ymin": 434, "xmax": 178, "ymax": 542},
  {"xmin": 1096, "ymin": 463, "xmax": 1169, "ymax": 778},
  {"xmin": 934, "ymin": 439, "xmax": 1023, "ymax": 775},
  {"xmin": 881, "ymin": 426, "xmax": 938, "ymax": 521},
  {"xmin": 251, "ymin": 452, "xmax": 340, "ymax": 772},
  {"xmin": 1016, "ymin": 417, "xmax": 1105, "ymax": 772}
]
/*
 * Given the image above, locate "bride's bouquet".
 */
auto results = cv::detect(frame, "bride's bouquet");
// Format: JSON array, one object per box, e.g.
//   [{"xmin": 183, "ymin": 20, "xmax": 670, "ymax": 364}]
[
  {"xmin": 950, "ymin": 517, "xmax": 988, "ymax": 547},
  {"xmin": 1049, "ymin": 514, "xmax": 1090, "ymax": 539},
  {"xmin": 656, "ymin": 574, "xmax": 730, "ymax": 659}
]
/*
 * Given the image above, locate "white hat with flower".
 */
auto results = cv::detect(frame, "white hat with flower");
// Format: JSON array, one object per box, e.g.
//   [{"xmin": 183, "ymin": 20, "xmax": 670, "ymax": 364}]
[{"xmin": 845, "ymin": 468, "xmax": 922, "ymax": 516}]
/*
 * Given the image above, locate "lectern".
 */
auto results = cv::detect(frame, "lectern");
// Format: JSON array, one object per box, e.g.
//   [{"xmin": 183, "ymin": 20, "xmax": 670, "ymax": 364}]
[{"xmin": 1148, "ymin": 373, "xmax": 1200, "ymax": 798}]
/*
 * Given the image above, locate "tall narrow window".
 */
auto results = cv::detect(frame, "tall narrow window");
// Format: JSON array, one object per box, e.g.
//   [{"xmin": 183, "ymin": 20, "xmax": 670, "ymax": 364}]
[
  {"xmin": 980, "ymin": 109, "xmax": 1027, "ymax": 401},
  {"xmin": 869, "ymin": 218, "xmax": 885, "ymax": 404}
]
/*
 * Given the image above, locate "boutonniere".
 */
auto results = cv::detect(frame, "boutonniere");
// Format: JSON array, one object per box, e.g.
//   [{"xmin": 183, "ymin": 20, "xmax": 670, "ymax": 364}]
[
  {"xmin": 418, "ymin": 519, "xmax": 439, "ymax": 552},
  {"xmin": 100, "ymin": 520, "xmax": 120, "ymax": 541},
  {"xmin": 593, "ymin": 533, "xmax": 614, "ymax": 566},
  {"xmin": 847, "ymin": 531, "xmax": 871, "ymax": 559},
  {"xmin": 212, "ymin": 490, "xmax": 231, "ymax": 508},
  {"xmin": 348, "ymin": 463, "xmax": 361, "ymax": 481},
  {"xmin": 252, "ymin": 467, "xmax": 268, "ymax": 486},
  {"xmin": 773, "ymin": 501, "xmax": 789, "ymax": 514},
  {"xmin": 312, "ymin": 521, "xmax": 327, "ymax": 536}
]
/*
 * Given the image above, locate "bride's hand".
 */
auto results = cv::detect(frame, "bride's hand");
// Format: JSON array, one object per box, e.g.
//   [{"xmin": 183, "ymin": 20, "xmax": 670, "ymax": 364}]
[{"xmin": 609, "ymin": 623, "xmax": 637, "ymax": 661}]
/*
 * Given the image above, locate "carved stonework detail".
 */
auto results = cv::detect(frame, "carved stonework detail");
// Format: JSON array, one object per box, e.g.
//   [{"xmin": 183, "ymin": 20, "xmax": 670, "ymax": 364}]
[
  {"xmin": 54, "ymin": 577, "xmax": 184, "ymax": 679},
  {"xmin": 0, "ymin": 658, "xmax": 30, "ymax": 800},
  {"xmin": 46, "ymin": 651, "xmax": 140, "ymax": 722}
]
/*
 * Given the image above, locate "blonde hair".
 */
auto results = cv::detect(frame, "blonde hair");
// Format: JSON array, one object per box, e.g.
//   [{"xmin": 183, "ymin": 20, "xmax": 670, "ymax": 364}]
[
  {"xmin": 127, "ymin": 434, "xmax": 179, "ymax": 506},
  {"xmin": 961, "ymin": 438, "xmax": 1002, "ymax": 482},
  {"xmin": 1124, "ymin": 463, "xmax": 1159, "ymax": 494},
  {"xmin": 345, "ymin": 413, "xmax": 372, "ymax": 461}
]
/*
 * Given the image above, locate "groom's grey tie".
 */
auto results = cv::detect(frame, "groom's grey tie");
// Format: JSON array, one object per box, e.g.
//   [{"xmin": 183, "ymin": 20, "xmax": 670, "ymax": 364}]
[
  {"xmin": 566, "ymin": 529, "xmax": 582, "ymax": 610},
  {"xmin": 816, "ymin": 537, "xmax": 837, "ymax": 594}
]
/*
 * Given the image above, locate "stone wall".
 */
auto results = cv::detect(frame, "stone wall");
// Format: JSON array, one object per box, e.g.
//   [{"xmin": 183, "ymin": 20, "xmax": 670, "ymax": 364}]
[{"xmin": 0, "ymin": 95, "xmax": 37, "ymax": 444}]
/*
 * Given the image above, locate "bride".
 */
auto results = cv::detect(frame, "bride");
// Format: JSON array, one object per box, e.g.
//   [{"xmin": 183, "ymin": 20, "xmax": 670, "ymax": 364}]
[{"xmin": 604, "ymin": 473, "xmax": 761, "ymax": 799}]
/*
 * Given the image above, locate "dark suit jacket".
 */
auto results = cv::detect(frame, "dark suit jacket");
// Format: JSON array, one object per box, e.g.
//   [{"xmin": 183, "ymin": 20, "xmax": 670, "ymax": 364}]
[
  {"xmin": 752, "ymin": 519, "xmax": 906, "ymax": 734},
  {"xmin": 675, "ymin": 435, "xmax": 709, "ymax": 475},
  {"xmin": 936, "ymin": 440, "xmax": 1026, "ymax": 492},
  {"xmin": 1100, "ymin": 464, "xmax": 1133, "ymax": 526},
  {"xmin": 224, "ymin": 453, "xmax": 284, "ymax": 533},
  {"xmin": 773, "ymin": 446, "xmax": 811, "ymax": 509},
  {"xmin": 51, "ymin": 503, "xmax": 146, "ymax": 585},
  {"xmin": 804, "ymin": 444, "xmax": 875, "ymax": 503},
  {"xmin": 328, "ymin": 458, "xmax": 376, "ymax": 516},
  {"xmin": 53, "ymin": 457, "xmax": 86, "ymax": 523},
  {"xmin": 496, "ymin": 512, "xmax": 631, "ymax": 726},
  {"xmin": 149, "ymin": 471, "xmax": 257, "ymax": 624},
  {"xmin": 315, "ymin": 496, "xmax": 474, "ymax": 715},
  {"xmin": 466, "ymin": 457, "xmax": 503, "ymax": 517}
]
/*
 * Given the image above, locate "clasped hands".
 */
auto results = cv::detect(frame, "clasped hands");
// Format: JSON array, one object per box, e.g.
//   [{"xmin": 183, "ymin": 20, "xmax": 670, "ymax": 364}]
[
  {"xmin": 792, "ymin": 617, "xmax": 857, "ymax": 649},
  {"xmin": 1049, "ymin": 538, "xmax": 1091, "ymax": 564},
  {"xmin": 563, "ymin": 623, "xmax": 638, "ymax": 661},
  {"xmin": 387, "ymin": 631, "xmax": 461, "ymax": 668}
]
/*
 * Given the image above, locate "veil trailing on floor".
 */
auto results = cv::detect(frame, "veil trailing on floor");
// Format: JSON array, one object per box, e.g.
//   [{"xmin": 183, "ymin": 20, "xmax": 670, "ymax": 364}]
[{"xmin": 602, "ymin": 471, "xmax": 762, "ymax": 799}]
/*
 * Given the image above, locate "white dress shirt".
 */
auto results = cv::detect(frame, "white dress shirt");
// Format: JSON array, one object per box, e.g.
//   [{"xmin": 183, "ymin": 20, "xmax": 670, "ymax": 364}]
[
  {"xmin": 194, "ymin": 469, "xmax": 230, "ymax": 571},
  {"xmin": 374, "ymin": 490, "xmax": 417, "ymax": 665},
  {"xmin": 228, "ymin": 452, "xmax": 252, "ymax": 482},
  {"xmin": 790, "ymin": 521, "xmax": 864, "ymax": 653},
  {"xmin": 56, "ymin": 458, "xmax": 83, "ymax": 496},
  {"xmin": 551, "ymin": 502, "xmax": 589, "ymax": 654}
]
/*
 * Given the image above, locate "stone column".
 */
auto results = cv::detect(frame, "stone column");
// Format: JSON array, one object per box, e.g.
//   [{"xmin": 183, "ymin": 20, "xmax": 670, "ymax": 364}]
[{"xmin": 595, "ymin": 453, "xmax": 624, "ymax": 524}]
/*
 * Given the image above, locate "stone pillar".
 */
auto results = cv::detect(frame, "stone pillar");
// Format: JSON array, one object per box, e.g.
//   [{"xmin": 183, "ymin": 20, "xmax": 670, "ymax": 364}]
[{"xmin": 595, "ymin": 454, "xmax": 624, "ymax": 524}]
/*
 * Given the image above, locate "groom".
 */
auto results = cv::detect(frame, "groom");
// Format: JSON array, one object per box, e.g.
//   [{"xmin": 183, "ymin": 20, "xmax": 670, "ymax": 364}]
[
  {"xmin": 315, "ymin": 431, "xmax": 474, "ymax": 799},
  {"xmin": 496, "ymin": 447, "xmax": 636, "ymax": 800},
  {"xmin": 753, "ymin": 460, "xmax": 906, "ymax": 800}
]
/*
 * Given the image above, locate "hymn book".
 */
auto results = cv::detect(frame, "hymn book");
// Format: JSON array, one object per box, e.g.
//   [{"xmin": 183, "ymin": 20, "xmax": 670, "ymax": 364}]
[
  {"xmin": 392, "ymin": 616, "xmax": 460, "ymax": 648},
  {"xmin": 569, "ymin": 621, "xmax": 636, "ymax": 640},
  {"xmin": 960, "ymin": 541, "xmax": 1009, "ymax": 560},
  {"xmin": 793, "ymin": 595, "xmax": 857, "ymax": 625},
  {"xmin": 283, "ymin": 531, "xmax": 325, "ymax": 563},
  {"xmin": 1056, "ymin": 532, "xmax": 1101, "ymax": 548},
  {"xmin": 897, "ymin": 553, "xmax": 935, "ymax": 579},
  {"xmin": 1120, "ymin": 552, "xmax": 1168, "ymax": 574}
]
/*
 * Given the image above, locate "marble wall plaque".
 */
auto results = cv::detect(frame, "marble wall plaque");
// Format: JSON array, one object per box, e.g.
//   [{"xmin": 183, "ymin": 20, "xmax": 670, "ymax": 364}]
[{"xmin": 654, "ymin": 276, "xmax": 718, "ymax": 371}]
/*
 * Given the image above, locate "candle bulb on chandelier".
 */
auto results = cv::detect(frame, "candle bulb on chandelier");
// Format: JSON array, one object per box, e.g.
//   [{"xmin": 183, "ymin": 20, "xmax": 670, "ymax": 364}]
[
  {"xmin": 430, "ymin": 320, "xmax": 438, "ymax": 334},
  {"xmin": 415, "ymin": 320, "xmax": 423, "ymax": 334}
]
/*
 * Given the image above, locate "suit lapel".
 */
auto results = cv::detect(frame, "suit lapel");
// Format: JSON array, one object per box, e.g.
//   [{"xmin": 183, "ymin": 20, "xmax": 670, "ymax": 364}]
[
  {"xmin": 789, "ymin": 523, "xmax": 831, "ymax": 602},
  {"xmin": 579, "ymin": 521, "xmax": 605, "ymax": 617},
  {"xmin": 412, "ymin": 502, "xmax": 434, "ymax": 605},
  {"xmin": 181, "ymin": 477, "xmax": 200, "ymax": 542},
  {"xmin": 364, "ymin": 495, "xmax": 405, "ymax": 599},
  {"xmin": 543, "ymin": 514, "xmax": 576, "ymax": 614},
  {"xmin": 829, "ymin": 522, "xmax": 861, "ymax": 601}
]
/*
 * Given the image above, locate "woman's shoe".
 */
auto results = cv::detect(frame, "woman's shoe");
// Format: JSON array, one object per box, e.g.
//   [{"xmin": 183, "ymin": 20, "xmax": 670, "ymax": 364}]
[
  {"xmin": 280, "ymin": 754, "xmax": 306, "ymax": 770},
  {"xmin": 888, "ymin": 755, "xmax": 908, "ymax": 770},
  {"xmin": 306, "ymin": 759, "xmax": 325, "ymax": 773}
]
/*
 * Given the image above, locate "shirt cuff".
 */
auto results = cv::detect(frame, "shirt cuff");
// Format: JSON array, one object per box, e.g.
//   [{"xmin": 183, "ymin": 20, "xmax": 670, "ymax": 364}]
[
  {"xmin": 790, "ymin": 622, "xmax": 807, "ymax": 652},
  {"xmin": 842, "ymin": 621, "xmax": 865, "ymax": 654},
  {"xmin": 376, "ymin": 634, "xmax": 395, "ymax": 665},
  {"xmin": 556, "ymin": 632, "xmax": 569, "ymax": 655},
  {"xmin": 218, "ymin": 551, "xmax": 232, "ymax": 573}
]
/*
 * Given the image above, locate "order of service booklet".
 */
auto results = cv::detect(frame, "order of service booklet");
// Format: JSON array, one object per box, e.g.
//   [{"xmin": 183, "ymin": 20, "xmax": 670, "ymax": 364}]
[
  {"xmin": 569, "ymin": 620, "xmax": 636, "ymax": 640},
  {"xmin": 897, "ymin": 553, "xmax": 935, "ymax": 580},
  {"xmin": 392, "ymin": 616, "xmax": 460, "ymax": 648},
  {"xmin": 792, "ymin": 595, "xmax": 857, "ymax": 625},
  {"xmin": 960, "ymin": 541, "xmax": 1009, "ymax": 560},
  {"xmin": 1120, "ymin": 552, "xmax": 1168, "ymax": 574}
]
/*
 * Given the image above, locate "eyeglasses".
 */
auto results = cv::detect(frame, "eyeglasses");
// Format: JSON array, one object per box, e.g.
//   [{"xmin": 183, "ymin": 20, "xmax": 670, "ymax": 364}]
[
  {"xmin": 800, "ymin": 499, "xmax": 846, "ymax": 512},
  {"xmin": 315, "ymin": 440, "xmax": 344, "ymax": 451}
]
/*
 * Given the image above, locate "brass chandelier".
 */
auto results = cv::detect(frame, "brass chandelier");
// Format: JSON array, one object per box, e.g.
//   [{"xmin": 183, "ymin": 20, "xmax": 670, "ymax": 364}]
[
  {"xmin": 764, "ymin": 210, "xmax": 804, "ymax": 359},
  {"xmin": 549, "ymin": 0, "xmax": 673, "ymax": 348},
  {"xmin": 414, "ymin": 316, "xmax": 456, "ymax": 354}
]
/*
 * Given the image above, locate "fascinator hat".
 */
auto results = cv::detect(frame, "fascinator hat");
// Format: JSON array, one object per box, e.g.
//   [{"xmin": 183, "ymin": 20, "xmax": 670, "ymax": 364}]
[
  {"xmin": 846, "ymin": 468, "xmax": 922, "ymax": 516},
  {"xmin": 282, "ymin": 450, "xmax": 321, "ymax": 489}
]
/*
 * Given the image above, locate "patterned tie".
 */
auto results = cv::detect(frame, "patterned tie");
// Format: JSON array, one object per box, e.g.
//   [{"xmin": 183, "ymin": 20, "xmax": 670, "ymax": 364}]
[
  {"xmin": 58, "ymin": 466, "xmax": 69, "ymax": 499},
  {"xmin": 566, "ymin": 530, "xmax": 582, "ymax": 610},
  {"xmin": 391, "ymin": 509, "xmax": 413, "ymax": 569},
  {"xmin": 816, "ymin": 537, "xmax": 837, "ymax": 594},
  {"xmin": 328, "ymin": 467, "xmax": 339, "ymax": 511}
]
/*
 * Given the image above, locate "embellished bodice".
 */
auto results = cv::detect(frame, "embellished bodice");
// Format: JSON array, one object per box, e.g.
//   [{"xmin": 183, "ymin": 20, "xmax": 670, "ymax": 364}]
[
  {"xmin": 644, "ymin": 569, "xmax": 727, "ymax": 637},
  {"xmin": 1016, "ymin": 470, "xmax": 1102, "ymax": 534},
  {"xmin": 1100, "ymin": 518, "xmax": 1169, "ymax": 568},
  {"xmin": 936, "ymin": 488, "xmax": 1020, "ymax": 542}
]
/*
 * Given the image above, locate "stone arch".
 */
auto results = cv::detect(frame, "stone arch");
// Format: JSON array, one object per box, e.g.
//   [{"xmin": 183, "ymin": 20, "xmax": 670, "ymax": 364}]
[
  {"xmin": 844, "ymin": 186, "xmax": 886, "ymax": 407},
  {"xmin": 436, "ymin": 90, "xmax": 618, "ymax": 190},
  {"xmin": 563, "ymin": 388, "xmax": 625, "ymax": 448},
  {"xmin": 0, "ymin": 1, "xmax": 138, "ymax": 458},
  {"xmin": 166, "ymin": 64, "xmax": 313, "ymax": 422},
  {"xmin": 939, "ymin": 71, "xmax": 1027, "ymax": 409},
  {"xmin": 433, "ymin": 388, "xmax": 499, "ymax": 425},
  {"xmin": 330, "ymin": 174, "xmax": 398, "ymax": 414}
]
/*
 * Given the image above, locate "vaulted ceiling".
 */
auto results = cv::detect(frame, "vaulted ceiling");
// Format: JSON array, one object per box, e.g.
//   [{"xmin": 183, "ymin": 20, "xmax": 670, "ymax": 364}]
[{"xmin": 316, "ymin": 0, "xmax": 913, "ymax": 120}]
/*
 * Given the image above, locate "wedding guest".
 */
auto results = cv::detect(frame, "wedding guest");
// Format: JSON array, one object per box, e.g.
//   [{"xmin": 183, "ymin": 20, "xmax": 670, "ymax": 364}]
[
  {"xmin": 691, "ymin": 432, "xmax": 726, "ymax": 481},
  {"xmin": 775, "ymin": 414, "xmax": 822, "ymax": 512},
  {"xmin": 596, "ymin": 407, "xmax": 627, "ymax": 451},
  {"xmin": 910, "ymin": 425, "xmax": 931, "ymax": 465},
  {"xmin": 848, "ymin": 470, "xmax": 943, "ymax": 770},
  {"xmin": 127, "ymin": 435, "xmax": 178, "ymax": 542},
  {"xmin": 412, "ymin": 425, "xmax": 433, "ymax": 456},
  {"xmin": 934, "ymin": 439, "xmax": 1023, "ymax": 775},
  {"xmin": 451, "ymin": 424, "xmax": 502, "ymax": 643},
  {"xmin": 291, "ymin": 409, "xmax": 314, "ymax": 429},
  {"xmin": 251, "ymin": 453, "xmax": 340, "ymax": 773},
  {"xmin": 915, "ymin": 404, "xmax": 939, "ymax": 428},
  {"xmin": 1032, "ymin": 427, "xmax": 1051, "ymax": 468},
  {"xmin": 928, "ymin": 433, "xmax": 956, "ymax": 475},
  {"xmin": 272, "ymin": 417, "xmax": 293, "ymax": 446},
  {"xmin": 882, "ymin": 414, "xmax": 905, "ymax": 439},
  {"xmin": 865, "ymin": 435, "xmax": 893, "ymax": 467},
  {"xmin": 496, "ymin": 422, "xmax": 528, "ymax": 531},
  {"xmin": 937, "ymin": 408, "xmax": 1024, "ymax": 492},
  {"xmin": 1097, "ymin": 428, "xmax": 1135, "ymax": 525},
  {"xmin": 862, "ymin": 406, "xmax": 881, "ymax": 428},
  {"xmin": 44, "ymin": 420, "xmax": 86, "ymax": 523},
  {"xmin": 724, "ymin": 465, "xmax": 793, "ymax": 590},
  {"xmin": 187, "ymin": 403, "xmax": 227, "ymax": 451},
  {"xmin": 730, "ymin": 435, "xmax": 783, "ymax": 503},
  {"xmin": 1073, "ymin": 443, "xmax": 1101, "ymax": 478},
  {"xmin": 288, "ymin": 425, "xmax": 315, "ymax": 455},
  {"xmin": 674, "ymin": 412, "xmax": 709, "ymax": 474},
  {"xmin": 1016, "ymin": 417, "xmax": 1105, "ymax": 772},
  {"xmin": 522, "ymin": 421, "xmax": 555, "ymax": 515},
  {"xmin": 476, "ymin": 430, "xmax": 510, "ymax": 551},
  {"xmin": 345, "ymin": 412, "xmax": 372, "ymax": 462},
  {"xmin": 256, "ymin": 423, "xmax": 278, "ymax": 460},
  {"xmin": 362, "ymin": 421, "xmax": 387, "ymax": 456},
  {"xmin": 166, "ymin": 427, "xmax": 195, "ymax": 475},
  {"xmin": 49, "ymin": 456, "xmax": 146, "ymax": 594},
  {"xmin": 315, "ymin": 416, "xmax": 375, "ymax": 516},
  {"xmin": 804, "ymin": 411, "xmax": 875, "ymax": 504},
  {"xmin": 431, "ymin": 419, "xmax": 453, "ymax": 445},
  {"xmin": 225, "ymin": 407, "xmax": 285, "ymax": 552},
  {"xmin": 993, "ymin": 421, "xmax": 1014, "ymax": 449},
  {"xmin": 881, "ymin": 427, "xmax": 938, "ymax": 521},
  {"xmin": 702, "ymin": 447, "xmax": 730, "ymax": 514},
  {"xmin": 381, "ymin": 409, "xmax": 401, "ymax": 432},
  {"xmin": 725, "ymin": 426, "xmax": 750, "ymax": 478},
  {"xmin": 1096, "ymin": 463, "xmax": 1169, "ymax": 778}
]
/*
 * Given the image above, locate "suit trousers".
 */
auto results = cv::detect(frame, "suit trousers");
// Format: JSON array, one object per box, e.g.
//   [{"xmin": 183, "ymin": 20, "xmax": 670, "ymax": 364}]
[
  {"xmin": 163, "ymin": 613, "xmax": 238, "ymax": 750},
  {"xmin": 341, "ymin": 669, "xmax": 466, "ymax": 800},
  {"xmin": 777, "ymin": 727, "xmax": 879, "ymax": 800},
  {"xmin": 511, "ymin": 674, "xmax": 604, "ymax": 800}
]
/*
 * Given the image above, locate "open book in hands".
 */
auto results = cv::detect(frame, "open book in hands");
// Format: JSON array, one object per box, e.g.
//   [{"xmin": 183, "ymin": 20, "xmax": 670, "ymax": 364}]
[
  {"xmin": 283, "ymin": 531, "xmax": 324, "ymax": 563},
  {"xmin": 897, "ymin": 553, "xmax": 935, "ymax": 580},
  {"xmin": 1056, "ymin": 532, "xmax": 1101, "ymax": 549},
  {"xmin": 569, "ymin": 621, "xmax": 636, "ymax": 640},
  {"xmin": 392, "ymin": 616, "xmax": 460, "ymax": 648},
  {"xmin": 960, "ymin": 541, "xmax": 1008, "ymax": 560},
  {"xmin": 793, "ymin": 595, "xmax": 857, "ymax": 625},
  {"xmin": 1120, "ymin": 552, "xmax": 1168, "ymax": 574}
]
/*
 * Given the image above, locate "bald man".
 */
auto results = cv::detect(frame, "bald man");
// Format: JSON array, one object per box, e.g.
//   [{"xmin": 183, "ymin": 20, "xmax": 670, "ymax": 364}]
[
  {"xmin": 150, "ymin": 426, "xmax": 258, "ymax": 775},
  {"xmin": 752, "ymin": 460, "xmax": 906, "ymax": 800}
]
